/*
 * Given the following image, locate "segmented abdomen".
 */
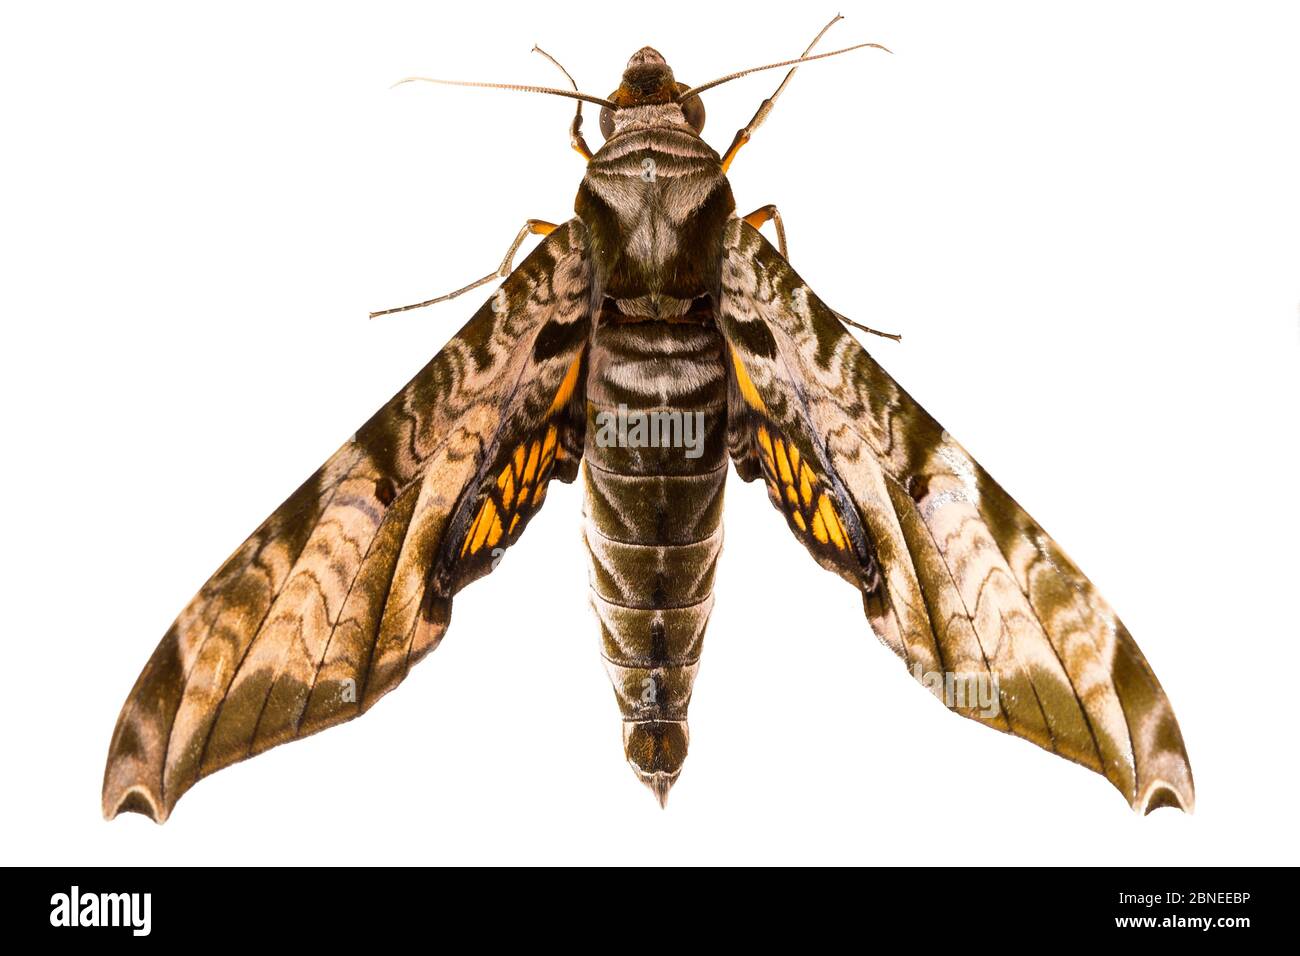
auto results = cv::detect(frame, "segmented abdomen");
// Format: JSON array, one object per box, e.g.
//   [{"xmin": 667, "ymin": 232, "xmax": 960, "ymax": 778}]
[{"xmin": 582, "ymin": 315, "xmax": 727, "ymax": 804}]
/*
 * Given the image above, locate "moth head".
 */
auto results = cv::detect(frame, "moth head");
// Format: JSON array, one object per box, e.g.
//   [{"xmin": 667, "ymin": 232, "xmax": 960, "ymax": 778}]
[
  {"xmin": 599, "ymin": 46, "xmax": 706, "ymax": 140},
  {"xmin": 393, "ymin": 34, "xmax": 884, "ymax": 148}
]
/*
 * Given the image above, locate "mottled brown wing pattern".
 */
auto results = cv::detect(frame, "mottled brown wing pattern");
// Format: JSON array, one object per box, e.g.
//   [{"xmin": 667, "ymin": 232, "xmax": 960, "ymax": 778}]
[
  {"xmin": 103, "ymin": 220, "xmax": 592, "ymax": 823},
  {"xmin": 718, "ymin": 219, "xmax": 1194, "ymax": 813}
]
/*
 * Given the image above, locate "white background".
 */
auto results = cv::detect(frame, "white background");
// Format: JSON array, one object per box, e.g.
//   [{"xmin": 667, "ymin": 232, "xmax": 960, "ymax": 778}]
[{"xmin": 2, "ymin": 1, "xmax": 1297, "ymax": 865}]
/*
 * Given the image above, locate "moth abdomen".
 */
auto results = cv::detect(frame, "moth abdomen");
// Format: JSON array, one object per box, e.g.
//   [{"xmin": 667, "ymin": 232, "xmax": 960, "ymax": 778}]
[{"xmin": 582, "ymin": 315, "xmax": 727, "ymax": 805}]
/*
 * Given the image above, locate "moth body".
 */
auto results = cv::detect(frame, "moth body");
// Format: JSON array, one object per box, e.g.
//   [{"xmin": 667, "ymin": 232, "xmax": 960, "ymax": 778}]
[
  {"xmin": 583, "ymin": 321, "xmax": 727, "ymax": 805},
  {"xmin": 570, "ymin": 50, "xmax": 741, "ymax": 803}
]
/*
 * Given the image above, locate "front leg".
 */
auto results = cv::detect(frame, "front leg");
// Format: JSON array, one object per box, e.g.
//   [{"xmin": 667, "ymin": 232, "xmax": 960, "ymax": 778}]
[
  {"xmin": 370, "ymin": 219, "xmax": 559, "ymax": 318},
  {"xmin": 739, "ymin": 208, "xmax": 902, "ymax": 342}
]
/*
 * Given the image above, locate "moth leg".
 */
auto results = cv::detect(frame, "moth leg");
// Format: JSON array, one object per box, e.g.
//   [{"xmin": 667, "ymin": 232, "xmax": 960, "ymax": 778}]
[
  {"xmin": 831, "ymin": 309, "xmax": 903, "ymax": 343},
  {"xmin": 742, "ymin": 204, "xmax": 788, "ymax": 259},
  {"xmin": 531, "ymin": 46, "xmax": 594, "ymax": 161},
  {"xmin": 370, "ymin": 219, "xmax": 559, "ymax": 318},
  {"xmin": 568, "ymin": 112, "xmax": 594, "ymax": 161},
  {"xmin": 720, "ymin": 14, "xmax": 843, "ymax": 173},
  {"xmin": 738, "ymin": 210, "xmax": 901, "ymax": 341}
]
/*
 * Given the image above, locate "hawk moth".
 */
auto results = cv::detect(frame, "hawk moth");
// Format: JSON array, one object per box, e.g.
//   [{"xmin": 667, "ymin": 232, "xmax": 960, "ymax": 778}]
[{"xmin": 103, "ymin": 21, "xmax": 1194, "ymax": 822}]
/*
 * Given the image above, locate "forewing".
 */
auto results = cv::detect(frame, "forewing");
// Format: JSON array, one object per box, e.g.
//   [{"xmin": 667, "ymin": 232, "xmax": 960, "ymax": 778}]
[
  {"xmin": 104, "ymin": 220, "xmax": 592, "ymax": 822},
  {"xmin": 718, "ymin": 219, "xmax": 1193, "ymax": 813}
]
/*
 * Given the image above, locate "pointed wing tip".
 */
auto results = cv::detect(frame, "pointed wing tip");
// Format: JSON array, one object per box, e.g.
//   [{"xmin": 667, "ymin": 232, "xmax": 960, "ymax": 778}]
[
  {"xmin": 103, "ymin": 783, "xmax": 170, "ymax": 824},
  {"xmin": 1133, "ymin": 779, "xmax": 1195, "ymax": 816}
]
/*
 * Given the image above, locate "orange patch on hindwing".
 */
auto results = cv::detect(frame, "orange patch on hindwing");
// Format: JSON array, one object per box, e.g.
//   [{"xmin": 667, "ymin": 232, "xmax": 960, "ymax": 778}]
[
  {"xmin": 461, "ymin": 394, "xmax": 571, "ymax": 559},
  {"xmin": 753, "ymin": 422, "xmax": 851, "ymax": 554}
]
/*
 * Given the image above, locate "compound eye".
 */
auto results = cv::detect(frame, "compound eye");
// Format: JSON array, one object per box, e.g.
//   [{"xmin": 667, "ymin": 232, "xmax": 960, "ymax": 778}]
[
  {"xmin": 599, "ymin": 106, "xmax": 615, "ymax": 140},
  {"xmin": 680, "ymin": 94, "xmax": 705, "ymax": 134}
]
